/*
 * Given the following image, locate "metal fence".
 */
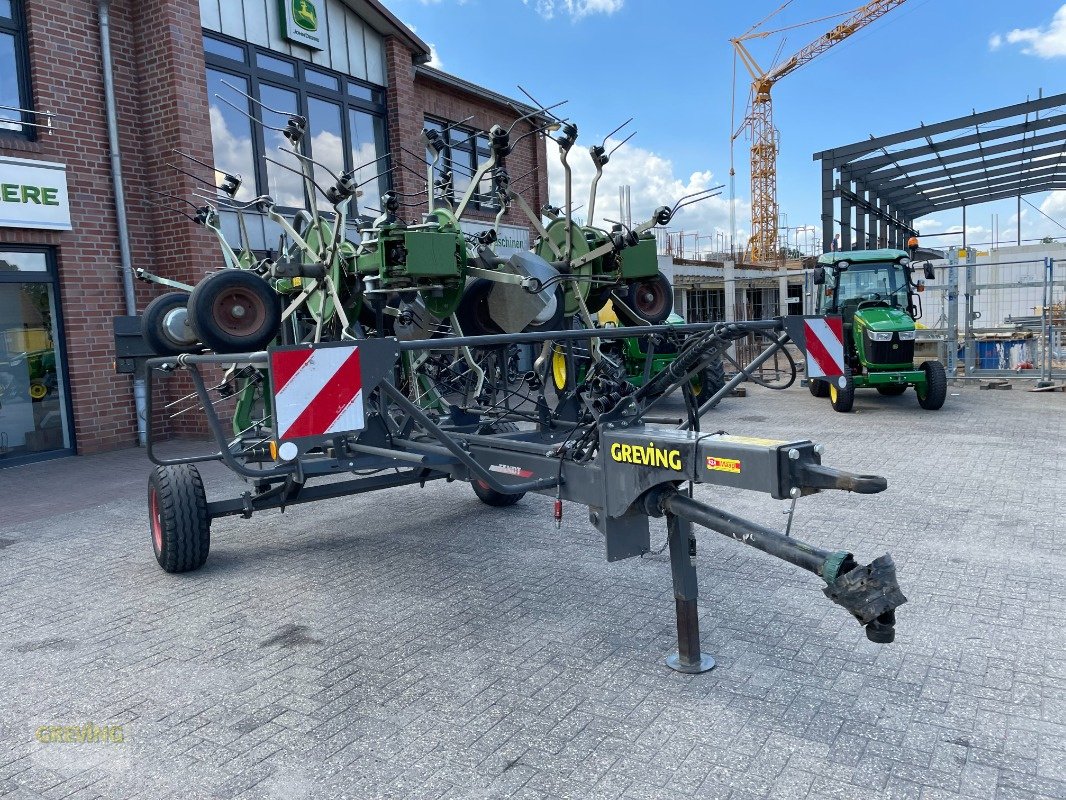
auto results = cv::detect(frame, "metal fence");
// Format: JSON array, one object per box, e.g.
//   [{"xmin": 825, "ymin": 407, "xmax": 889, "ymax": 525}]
[{"xmin": 919, "ymin": 254, "xmax": 1063, "ymax": 383}]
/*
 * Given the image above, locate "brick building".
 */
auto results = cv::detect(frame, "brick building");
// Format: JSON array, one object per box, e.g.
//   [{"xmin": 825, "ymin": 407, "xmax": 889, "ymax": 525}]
[{"xmin": 0, "ymin": 0, "xmax": 548, "ymax": 466}]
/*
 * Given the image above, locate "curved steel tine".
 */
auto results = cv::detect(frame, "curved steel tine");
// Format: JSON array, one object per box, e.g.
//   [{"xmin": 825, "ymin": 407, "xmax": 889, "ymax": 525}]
[
  {"xmin": 607, "ymin": 130, "xmax": 636, "ymax": 158},
  {"xmin": 219, "ymin": 79, "xmax": 293, "ymax": 118},
  {"xmin": 600, "ymin": 117, "xmax": 633, "ymax": 149},
  {"xmin": 507, "ymin": 98, "xmax": 568, "ymax": 136},
  {"xmin": 511, "ymin": 118, "xmax": 563, "ymax": 148},
  {"xmin": 145, "ymin": 187, "xmax": 201, "ymax": 211},
  {"xmin": 441, "ymin": 115, "xmax": 475, "ymax": 135},
  {"xmin": 516, "ymin": 86, "xmax": 567, "ymax": 123},
  {"xmin": 355, "ymin": 165, "xmax": 395, "ymax": 190},
  {"xmin": 351, "ymin": 152, "xmax": 391, "ymax": 175},
  {"xmin": 213, "ymin": 92, "xmax": 290, "ymax": 134},
  {"xmin": 286, "ymin": 149, "xmax": 342, "ymax": 184},
  {"xmin": 672, "ymin": 185, "xmax": 726, "ymax": 215},
  {"xmin": 397, "ymin": 144, "xmax": 431, "ymax": 168},
  {"xmin": 262, "ymin": 152, "xmax": 332, "ymax": 200}
]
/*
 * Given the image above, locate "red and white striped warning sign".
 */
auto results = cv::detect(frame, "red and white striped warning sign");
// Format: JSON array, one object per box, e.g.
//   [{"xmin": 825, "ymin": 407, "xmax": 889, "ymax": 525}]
[
  {"xmin": 803, "ymin": 317, "xmax": 846, "ymax": 378},
  {"xmin": 270, "ymin": 345, "xmax": 365, "ymax": 441}
]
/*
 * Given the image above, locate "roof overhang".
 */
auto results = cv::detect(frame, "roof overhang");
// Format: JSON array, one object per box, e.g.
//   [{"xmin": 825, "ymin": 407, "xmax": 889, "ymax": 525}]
[{"xmin": 343, "ymin": 0, "xmax": 431, "ymax": 64}]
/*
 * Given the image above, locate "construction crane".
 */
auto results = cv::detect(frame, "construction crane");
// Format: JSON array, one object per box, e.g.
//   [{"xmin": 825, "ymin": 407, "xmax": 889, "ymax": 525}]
[{"xmin": 731, "ymin": 0, "xmax": 908, "ymax": 264}]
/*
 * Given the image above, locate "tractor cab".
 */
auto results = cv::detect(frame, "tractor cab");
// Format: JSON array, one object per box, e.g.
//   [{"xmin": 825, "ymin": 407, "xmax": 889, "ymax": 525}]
[{"xmin": 809, "ymin": 245, "xmax": 946, "ymax": 413}]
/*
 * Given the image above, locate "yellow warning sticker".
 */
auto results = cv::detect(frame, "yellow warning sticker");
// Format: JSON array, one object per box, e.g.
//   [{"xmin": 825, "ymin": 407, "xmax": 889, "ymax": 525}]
[
  {"xmin": 716, "ymin": 434, "xmax": 788, "ymax": 447},
  {"xmin": 706, "ymin": 456, "xmax": 742, "ymax": 474}
]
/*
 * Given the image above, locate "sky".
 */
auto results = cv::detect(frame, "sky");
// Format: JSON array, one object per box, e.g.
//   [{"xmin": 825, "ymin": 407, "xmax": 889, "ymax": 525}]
[{"xmin": 391, "ymin": 0, "xmax": 1063, "ymax": 255}]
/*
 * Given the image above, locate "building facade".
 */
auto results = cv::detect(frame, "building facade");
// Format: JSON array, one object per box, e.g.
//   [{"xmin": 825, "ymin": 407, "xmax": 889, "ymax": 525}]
[{"xmin": 0, "ymin": 0, "xmax": 548, "ymax": 466}]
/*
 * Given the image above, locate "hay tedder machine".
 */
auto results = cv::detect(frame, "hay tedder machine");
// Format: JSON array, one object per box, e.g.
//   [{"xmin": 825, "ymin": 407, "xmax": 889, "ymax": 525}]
[{"xmin": 116, "ymin": 89, "xmax": 906, "ymax": 672}]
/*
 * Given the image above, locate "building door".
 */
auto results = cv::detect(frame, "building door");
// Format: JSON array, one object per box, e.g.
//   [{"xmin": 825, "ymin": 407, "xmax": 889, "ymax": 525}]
[{"xmin": 0, "ymin": 248, "xmax": 74, "ymax": 465}]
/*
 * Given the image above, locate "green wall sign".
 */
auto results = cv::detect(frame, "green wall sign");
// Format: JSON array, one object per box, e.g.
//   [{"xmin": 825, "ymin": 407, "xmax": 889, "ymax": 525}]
[{"xmin": 280, "ymin": 0, "xmax": 325, "ymax": 50}]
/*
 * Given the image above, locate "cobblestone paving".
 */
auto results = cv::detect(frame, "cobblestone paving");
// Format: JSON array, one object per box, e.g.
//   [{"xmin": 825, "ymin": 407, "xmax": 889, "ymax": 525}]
[{"xmin": 0, "ymin": 383, "xmax": 1063, "ymax": 799}]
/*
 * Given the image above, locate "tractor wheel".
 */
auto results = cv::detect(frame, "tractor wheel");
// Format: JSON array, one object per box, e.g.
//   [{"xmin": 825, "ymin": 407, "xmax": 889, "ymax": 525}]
[
  {"xmin": 617, "ymin": 272, "xmax": 673, "ymax": 324},
  {"xmin": 142, "ymin": 292, "xmax": 200, "ymax": 356},
  {"xmin": 693, "ymin": 356, "xmax": 727, "ymax": 401},
  {"xmin": 551, "ymin": 347, "xmax": 570, "ymax": 398},
  {"xmin": 472, "ymin": 422, "xmax": 525, "ymax": 506},
  {"xmin": 916, "ymin": 361, "xmax": 947, "ymax": 410},
  {"xmin": 523, "ymin": 286, "xmax": 566, "ymax": 334},
  {"xmin": 808, "ymin": 378, "xmax": 830, "ymax": 398},
  {"xmin": 148, "ymin": 464, "xmax": 210, "ymax": 573},
  {"xmin": 454, "ymin": 278, "xmax": 502, "ymax": 337},
  {"xmin": 829, "ymin": 368, "xmax": 855, "ymax": 413},
  {"xmin": 188, "ymin": 270, "xmax": 281, "ymax": 354},
  {"xmin": 876, "ymin": 384, "xmax": 908, "ymax": 396}
]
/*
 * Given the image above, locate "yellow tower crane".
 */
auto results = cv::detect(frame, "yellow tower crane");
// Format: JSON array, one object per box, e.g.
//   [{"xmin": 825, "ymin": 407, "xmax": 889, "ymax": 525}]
[{"xmin": 731, "ymin": 0, "xmax": 907, "ymax": 264}]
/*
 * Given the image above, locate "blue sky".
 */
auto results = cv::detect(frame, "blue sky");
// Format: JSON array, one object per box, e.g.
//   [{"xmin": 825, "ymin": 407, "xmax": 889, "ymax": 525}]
[{"xmin": 392, "ymin": 0, "xmax": 1064, "ymax": 253}]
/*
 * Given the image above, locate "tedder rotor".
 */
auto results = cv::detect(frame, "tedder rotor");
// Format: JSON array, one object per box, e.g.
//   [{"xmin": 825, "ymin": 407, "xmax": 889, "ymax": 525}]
[{"xmin": 117, "ymin": 89, "xmax": 907, "ymax": 672}]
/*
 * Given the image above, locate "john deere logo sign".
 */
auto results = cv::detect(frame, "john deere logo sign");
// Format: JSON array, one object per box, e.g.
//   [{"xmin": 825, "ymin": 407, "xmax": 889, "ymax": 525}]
[
  {"xmin": 280, "ymin": 0, "xmax": 324, "ymax": 49},
  {"xmin": 293, "ymin": 0, "xmax": 318, "ymax": 31},
  {"xmin": 0, "ymin": 156, "xmax": 71, "ymax": 231}
]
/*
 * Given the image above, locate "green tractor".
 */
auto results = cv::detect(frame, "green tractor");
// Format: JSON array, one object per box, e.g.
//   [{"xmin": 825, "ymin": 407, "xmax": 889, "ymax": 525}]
[
  {"xmin": 550, "ymin": 304, "xmax": 726, "ymax": 403},
  {"xmin": 809, "ymin": 247, "xmax": 947, "ymax": 412}
]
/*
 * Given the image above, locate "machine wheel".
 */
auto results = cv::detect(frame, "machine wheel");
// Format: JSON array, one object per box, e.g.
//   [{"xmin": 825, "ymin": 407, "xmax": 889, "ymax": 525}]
[
  {"xmin": 188, "ymin": 270, "xmax": 281, "ymax": 354},
  {"xmin": 551, "ymin": 347, "xmax": 569, "ymax": 397},
  {"xmin": 829, "ymin": 368, "xmax": 855, "ymax": 413},
  {"xmin": 692, "ymin": 356, "xmax": 726, "ymax": 401},
  {"xmin": 876, "ymin": 384, "xmax": 908, "ymax": 396},
  {"xmin": 523, "ymin": 287, "xmax": 566, "ymax": 334},
  {"xmin": 454, "ymin": 278, "xmax": 502, "ymax": 337},
  {"xmin": 916, "ymin": 361, "xmax": 947, "ymax": 410},
  {"xmin": 142, "ymin": 292, "xmax": 200, "ymax": 356},
  {"xmin": 618, "ymin": 272, "xmax": 673, "ymax": 324},
  {"xmin": 472, "ymin": 479, "xmax": 525, "ymax": 507},
  {"xmin": 148, "ymin": 464, "xmax": 210, "ymax": 573},
  {"xmin": 808, "ymin": 378, "xmax": 830, "ymax": 398},
  {"xmin": 472, "ymin": 422, "xmax": 525, "ymax": 506}
]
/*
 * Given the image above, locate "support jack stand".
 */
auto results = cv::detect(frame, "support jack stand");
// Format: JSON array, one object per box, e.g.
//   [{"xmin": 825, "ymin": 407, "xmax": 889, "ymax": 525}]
[{"xmin": 664, "ymin": 512, "xmax": 715, "ymax": 674}]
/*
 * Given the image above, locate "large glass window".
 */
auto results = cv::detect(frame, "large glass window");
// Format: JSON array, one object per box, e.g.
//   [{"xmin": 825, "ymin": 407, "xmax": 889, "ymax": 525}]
[
  {"xmin": 0, "ymin": 249, "xmax": 74, "ymax": 464},
  {"xmin": 0, "ymin": 0, "xmax": 32, "ymax": 137},
  {"xmin": 203, "ymin": 32, "xmax": 389, "ymax": 218},
  {"xmin": 425, "ymin": 117, "xmax": 495, "ymax": 211}
]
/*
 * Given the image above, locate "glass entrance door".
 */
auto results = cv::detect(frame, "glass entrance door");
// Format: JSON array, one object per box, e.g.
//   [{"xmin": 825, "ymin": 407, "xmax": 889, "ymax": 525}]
[{"xmin": 0, "ymin": 249, "xmax": 73, "ymax": 464}]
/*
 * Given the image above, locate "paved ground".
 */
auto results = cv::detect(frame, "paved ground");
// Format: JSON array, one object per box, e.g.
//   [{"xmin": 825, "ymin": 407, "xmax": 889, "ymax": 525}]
[{"xmin": 0, "ymin": 382, "xmax": 1063, "ymax": 800}]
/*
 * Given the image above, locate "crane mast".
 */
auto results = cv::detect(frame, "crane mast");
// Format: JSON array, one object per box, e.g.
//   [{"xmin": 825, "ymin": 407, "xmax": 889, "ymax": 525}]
[{"xmin": 732, "ymin": 0, "xmax": 907, "ymax": 263}]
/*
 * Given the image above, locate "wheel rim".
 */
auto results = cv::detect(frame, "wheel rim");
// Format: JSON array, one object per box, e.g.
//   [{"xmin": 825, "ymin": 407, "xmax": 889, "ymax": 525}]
[
  {"xmin": 632, "ymin": 279, "xmax": 668, "ymax": 319},
  {"xmin": 162, "ymin": 306, "xmax": 196, "ymax": 346},
  {"xmin": 212, "ymin": 287, "xmax": 266, "ymax": 337},
  {"xmin": 29, "ymin": 383, "xmax": 47, "ymax": 400},
  {"xmin": 830, "ymin": 384, "xmax": 838, "ymax": 403},
  {"xmin": 149, "ymin": 487, "xmax": 163, "ymax": 555},
  {"xmin": 552, "ymin": 349, "xmax": 567, "ymax": 390}
]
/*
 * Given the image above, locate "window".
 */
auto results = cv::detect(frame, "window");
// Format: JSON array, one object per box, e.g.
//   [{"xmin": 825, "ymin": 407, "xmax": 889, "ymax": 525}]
[
  {"xmin": 0, "ymin": 248, "xmax": 75, "ymax": 464},
  {"xmin": 686, "ymin": 289, "xmax": 725, "ymax": 323},
  {"xmin": 203, "ymin": 32, "xmax": 389, "ymax": 217},
  {"xmin": 0, "ymin": 0, "xmax": 32, "ymax": 138},
  {"xmin": 425, "ymin": 116, "xmax": 495, "ymax": 212}
]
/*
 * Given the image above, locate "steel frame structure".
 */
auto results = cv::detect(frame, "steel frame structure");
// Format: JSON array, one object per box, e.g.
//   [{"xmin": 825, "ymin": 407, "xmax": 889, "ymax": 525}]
[
  {"xmin": 815, "ymin": 92, "xmax": 1066, "ymax": 252},
  {"xmin": 141, "ymin": 318, "xmax": 907, "ymax": 672}
]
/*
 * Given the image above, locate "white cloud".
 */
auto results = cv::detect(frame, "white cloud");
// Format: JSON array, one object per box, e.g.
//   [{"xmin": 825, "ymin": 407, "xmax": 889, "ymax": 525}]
[
  {"xmin": 523, "ymin": 0, "xmax": 624, "ymax": 22},
  {"xmin": 992, "ymin": 4, "xmax": 1066, "ymax": 58},
  {"xmin": 988, "ymin": 33, "xmax": 1002, "ymax": 51},
  {"xmin": 544, "ymin": 136, "xmax": 748, "ymax": 250}
]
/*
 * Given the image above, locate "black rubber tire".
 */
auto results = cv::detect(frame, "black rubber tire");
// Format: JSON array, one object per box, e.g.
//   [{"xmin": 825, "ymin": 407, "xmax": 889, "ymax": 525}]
[
  {"xmin": 693, "ymin": 356, "xmax": 726, "ymax": 401},
  {"xmin": 808, "ymin": 378, "xmax": 830, "ymax": 398},
  {"xmin": 829, "ymin": 367, "xmax": 855, "ymax": 413},
  {"xmin": 523, "ymin": 286, "xmax": 566, "ymax": 334},
  {"xmin": 618, "ymin": 271, "xmax": 674, "ymax": 324},
  {"xmin": 876, "ymin": 384, "xmax": 908, "ymax": 396},
  {"xmin": 585, "ymin": 285, "xmax": 616, "ymax": 314},
  {"xmin": 188, "ymin": 270, "xmax": 282, "ymax": 354},
  {"xmin": 471, "ymin": 422, "xmax": 525, "ymax": 506},
  {"xmin": 917, "ymin": 360, "xmax": 947, "ymax": 410},
  {"xmin": 141, "ymin": 292, "xmax": 200, "ymax": 355},
  {"xmin": 148, "ymin": 464, "xmax": 210, "ymax": 573},
  {"xmin": 454, "ymin": 278, "xmax": 502, "ymax": 337}
]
